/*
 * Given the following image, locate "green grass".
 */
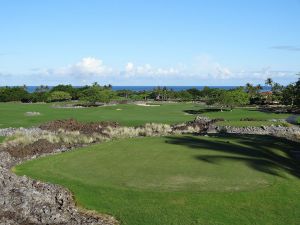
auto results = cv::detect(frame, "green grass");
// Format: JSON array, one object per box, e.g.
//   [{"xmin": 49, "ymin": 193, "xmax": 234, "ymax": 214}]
[
  {"xmin": 15, "ymin": 135, "xmax": 300, "ymax": 225},
  {"xmin": 0, "ymin": 136, "xmax": 5, "ymax": 143},
  {"xmin": 0, "ymin": 102, "xmax": 196, "ymax": 128},
  {"xmin": 0, "ymin": 103, "xmax": 292, "ymax": 128},
  {"xmin": 198, "ymin": 108, "xmax": 290, "ymax": 127},
  {"xmin": 200, "ymin": 108, "xmax": 289, "ymax": 120}
]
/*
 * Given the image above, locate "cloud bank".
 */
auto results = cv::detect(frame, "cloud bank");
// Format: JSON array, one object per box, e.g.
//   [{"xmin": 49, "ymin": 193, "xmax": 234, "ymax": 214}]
[{"xmin": 0, "ymin": 56, "xmax": 298, "ymax": 86}]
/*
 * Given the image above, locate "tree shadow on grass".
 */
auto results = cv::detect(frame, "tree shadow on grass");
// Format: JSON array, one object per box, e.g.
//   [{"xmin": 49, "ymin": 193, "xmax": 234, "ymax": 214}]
[
  {"xmin": 183, "ymin": 108, "xmax": 229, "ymax": 115},
  {"xmin": 165, "ymin": 134, "xmax": 300, "ymax": 179}
]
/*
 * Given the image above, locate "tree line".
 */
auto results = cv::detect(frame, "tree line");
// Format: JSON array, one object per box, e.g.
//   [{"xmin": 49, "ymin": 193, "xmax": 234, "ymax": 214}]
[{"xmin": 0, "ymin": 77, "xmax": 299, "ymax": 108}]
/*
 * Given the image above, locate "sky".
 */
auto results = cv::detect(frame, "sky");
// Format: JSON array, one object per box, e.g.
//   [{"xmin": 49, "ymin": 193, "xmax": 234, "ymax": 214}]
[{"xmin": 0, "ymin": 0, "xmax": 299, "ymax": 86}]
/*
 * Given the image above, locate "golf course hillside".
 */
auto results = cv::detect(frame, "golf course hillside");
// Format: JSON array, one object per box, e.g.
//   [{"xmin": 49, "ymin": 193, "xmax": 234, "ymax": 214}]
[{"xmin": 15, "ymin": 134, "xmax": 300, "ymax": 225}]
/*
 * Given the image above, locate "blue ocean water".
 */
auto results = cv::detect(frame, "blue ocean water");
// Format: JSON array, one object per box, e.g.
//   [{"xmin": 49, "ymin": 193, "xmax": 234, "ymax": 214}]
[{"xmin": 25, "ymin": 86, "xmax": 271, "ymax": 93}]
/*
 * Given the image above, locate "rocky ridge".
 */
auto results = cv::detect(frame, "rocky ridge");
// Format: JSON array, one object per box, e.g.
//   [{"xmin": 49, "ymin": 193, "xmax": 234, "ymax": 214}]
[
  {"xmin": 214, "ymin": 125, "xmax": 300, "ymax": 142},
  {"xmin": 0, "ymin": 126, "xmax": 119, "ymax": 225}
]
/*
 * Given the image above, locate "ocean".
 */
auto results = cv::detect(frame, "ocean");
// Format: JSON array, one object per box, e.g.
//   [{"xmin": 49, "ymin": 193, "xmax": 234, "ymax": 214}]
[{"xmin": 24, "ymin": 86, "xmax": 271, "ymax": 93}]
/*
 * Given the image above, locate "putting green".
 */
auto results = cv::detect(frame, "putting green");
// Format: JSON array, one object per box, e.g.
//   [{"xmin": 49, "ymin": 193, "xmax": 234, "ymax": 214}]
[
  {"xmin": 15, "ymin": 135, "xmax": 300, "ymax": 225},
  {"xmin": 18, "ymin": 136, "xmax": 280, "ymax": 192}
]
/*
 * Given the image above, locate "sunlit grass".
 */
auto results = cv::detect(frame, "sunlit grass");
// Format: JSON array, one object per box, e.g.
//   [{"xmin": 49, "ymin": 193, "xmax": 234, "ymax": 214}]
[{"xmin": 15, "ymin": 135, "xmax": 300, "ymax": 225}]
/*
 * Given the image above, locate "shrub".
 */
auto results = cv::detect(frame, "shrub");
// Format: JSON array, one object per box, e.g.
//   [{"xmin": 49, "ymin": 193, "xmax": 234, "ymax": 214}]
[
  {"xmin": 50, "ymin": 84, "xmax": 79, "ymax": 99},
  {"xmin": 79, "ymin": 85, "xmax": 116, "ymax": 104},
  {"xmin": 30, "ymin": 92, "xmax": 49, "ymax": 102},
  {"xmin": 0, "ymin": 87, "xmax": 29, "ymax": 102},
  {"xmin": 1, "ymin": 129, "xmax": 108, "ymax": 148},
  {"xmin": 1, "ymin": 120, "xmax": 212, "ymax": 152},
  {"xmin": 47, "ymin": 91, "xmax": 72, "ymax": 102}
]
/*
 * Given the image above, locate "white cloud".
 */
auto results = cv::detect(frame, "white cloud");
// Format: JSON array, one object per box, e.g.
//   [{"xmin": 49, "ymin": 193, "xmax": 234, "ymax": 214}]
[
  {"xmin": 125, "ymin": 62, "xmax": 134, "ymax": 73},
  {"xmin": 192, "ymin": 55, "xmax": 232, "ymax": 79},
  {"xmin": 123, "ymin": 62, "xmax": 180, "ymax": 77},
  {"xmin": 36, "ymin": 56, "xmax": 293, "ymax": 83},
  {"xmin": 234, "ymin": 67, "xmax": 295, "ymax": 83},
  {"xmin": 0, "ymin": 55, "xmax": 297, "ymax": 85},
  {"xmin": 42, "ymin": 57, "xmax": 113, "ymax": 77}
]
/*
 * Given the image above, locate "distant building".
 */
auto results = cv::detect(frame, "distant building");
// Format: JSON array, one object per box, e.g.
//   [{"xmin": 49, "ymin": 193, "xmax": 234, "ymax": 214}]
[
  {"xmin": 260, "ymin": 91, "xmax": 279, "ymax": 104},
  {"xmin": 155, "ymin": 94, "xmax": 162, "ymax": 101},
  {"xmin": 260, "ymin": 91, "xmax": 272, "ymax": 96}
]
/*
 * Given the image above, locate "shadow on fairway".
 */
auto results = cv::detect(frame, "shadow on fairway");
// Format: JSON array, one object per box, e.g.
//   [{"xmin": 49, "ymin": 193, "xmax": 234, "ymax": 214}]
[
  {"xmin": 165, "ymin": 134, "xmax": 300, "ymax": 179},
  {"xmin": 183, "ymin": 108, "xmax": 229, "ymax": 115}
]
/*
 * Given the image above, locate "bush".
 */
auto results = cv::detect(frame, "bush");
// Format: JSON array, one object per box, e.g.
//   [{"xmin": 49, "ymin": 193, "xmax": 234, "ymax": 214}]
[
  {"xmin": 79, "ymin": 85, "xmax": 116, "ymax": 104},
  {"xmin": 50, "ymin": 84, "xmax": 79, "ymax": 99},
  {"xmin": 31, "ymin": 92, "xmax": 49, "ymax": 102},
  {"xmin": 47, "ymin": 91, "xmax": 72, "ymax": 102},
  {"xmin": 0, "ymin": 87, "xmax": 29, "ymax": 102}
]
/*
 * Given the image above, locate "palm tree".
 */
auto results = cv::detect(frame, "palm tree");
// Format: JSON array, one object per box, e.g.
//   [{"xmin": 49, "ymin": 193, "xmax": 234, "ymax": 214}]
[
  {"xmin": 92, "ymin": 82, "xmax": 100, "ymax": 87},
  {"xmin": 265, "ymin": 78, "xmax": 273, "ymax": 87},
  {"xmin": 245, "ymin": 83, "xmax": 253, "ymax": 93},
  {"xmin": 35, "ymin": 85, "xmax": 49, "ymax": 93}
]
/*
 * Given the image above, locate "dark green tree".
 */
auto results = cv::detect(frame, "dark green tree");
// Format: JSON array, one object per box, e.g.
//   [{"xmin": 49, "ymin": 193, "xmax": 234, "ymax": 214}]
[
  {"xmin": 51, "ymin": 84, "xmax": 78, "ymax": 99},
  {"xmin": 187, "ymin": 88, "xmax": 201, "ymax": 101},
  {"xmin": 80, "ymin": 85, "xmax": 116, "ymax": 104},
  {"xmin": 47, "ymin": 91, "xmax": 72, "ymax": 102},
  {"xmin": 210, "ymin": 88, "xmax": 249, "ymax": 110}
]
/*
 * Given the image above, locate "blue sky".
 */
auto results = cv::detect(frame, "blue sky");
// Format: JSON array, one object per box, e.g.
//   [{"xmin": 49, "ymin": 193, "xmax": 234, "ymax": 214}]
[{"xmin": 0, "ymin": 0, "xmax": 299, "ymax": 86}]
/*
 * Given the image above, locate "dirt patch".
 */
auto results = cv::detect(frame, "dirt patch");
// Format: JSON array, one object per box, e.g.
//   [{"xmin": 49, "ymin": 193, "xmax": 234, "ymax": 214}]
[
  {"xmin": 1, "ymin": 119, "xmax": 122, "ymax": 159},
  {"xmin": 4, "ymin": 139, "xmax": 63, "ymax": 158},
  {"xmin": 40, "ymin": 119, "xmax": 119, "ymax": 135}
]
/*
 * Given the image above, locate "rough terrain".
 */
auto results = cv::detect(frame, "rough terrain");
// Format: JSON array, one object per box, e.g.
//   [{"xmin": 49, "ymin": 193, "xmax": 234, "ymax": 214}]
[{"xmin": 1, "ymin": 117, "xmax": 299, "ymax": 224}]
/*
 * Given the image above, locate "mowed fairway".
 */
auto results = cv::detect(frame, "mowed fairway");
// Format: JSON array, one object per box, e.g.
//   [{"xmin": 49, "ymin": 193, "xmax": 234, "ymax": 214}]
[
  {"xmin": 15, "ymin": 135, "xmax": 300, "ymax": 225},
  {"xmin": 0, "ymin": 102, "xmax": 291, "ymax": 128},
  {"xmin": 199, "ymin": 108, "xmax": 290, "ymax": 127},
  {"xmin": 0, "ymin": 102, "xmax": 196, "ymax": 128}
]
